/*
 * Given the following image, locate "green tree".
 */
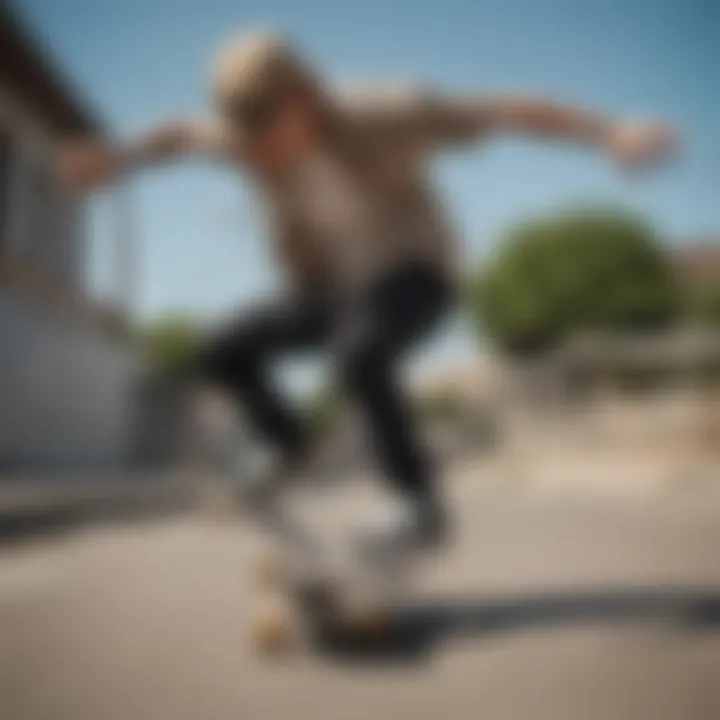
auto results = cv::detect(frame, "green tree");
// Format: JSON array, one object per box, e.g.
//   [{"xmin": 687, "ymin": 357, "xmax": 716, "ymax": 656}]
[
  {"xmin": 136, "ymin": 313, "xmax": 203, "ymax": 376},
  {"xmin": 686, "ymin": 283, "xmax": 720, "ymax": 326},
  {"xmin": 302, "ymin": 380, "xmax": 347, "ymax": 435},
  {"xmin": 468, "ymin": 208, "xmax": 680, "ymax": 356},
  {"xmin": 417, "ymin": 389, "xmax": 464, "ymax": 425}
]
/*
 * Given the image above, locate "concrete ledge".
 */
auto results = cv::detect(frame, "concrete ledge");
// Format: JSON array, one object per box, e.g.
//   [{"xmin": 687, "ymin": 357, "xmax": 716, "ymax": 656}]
[{"xmin": 0, "ymin": 475, "xmax": 199, "ymax": 542}]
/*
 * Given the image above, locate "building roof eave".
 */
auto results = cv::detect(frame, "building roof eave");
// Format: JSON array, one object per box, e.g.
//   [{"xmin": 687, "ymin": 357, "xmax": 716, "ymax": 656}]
[{"xmin": 0, "ymin": 3, "xmax": 105, "ymax": 138}]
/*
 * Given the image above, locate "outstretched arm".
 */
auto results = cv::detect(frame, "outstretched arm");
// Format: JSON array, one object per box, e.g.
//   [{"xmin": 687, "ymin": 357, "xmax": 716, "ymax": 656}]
[
  {"xmin": 56, "ymin": 118, "xmax": 242, "ymax": 191},
  {"xmin": 424, "ymin": 92, "xmax": 678, "ymax": 169}
]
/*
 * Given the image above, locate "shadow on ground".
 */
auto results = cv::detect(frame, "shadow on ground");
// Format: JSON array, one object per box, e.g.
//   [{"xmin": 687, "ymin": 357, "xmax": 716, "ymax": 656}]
[{"xmin": 319, "ymin": 587, "xmax": 720, "ymax": 664}]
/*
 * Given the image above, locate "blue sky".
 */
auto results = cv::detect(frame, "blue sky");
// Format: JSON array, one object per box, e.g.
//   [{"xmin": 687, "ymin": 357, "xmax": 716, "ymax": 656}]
[{"xmin": 16, "ymin": 0, "xmax": 720, "ymax": 373}]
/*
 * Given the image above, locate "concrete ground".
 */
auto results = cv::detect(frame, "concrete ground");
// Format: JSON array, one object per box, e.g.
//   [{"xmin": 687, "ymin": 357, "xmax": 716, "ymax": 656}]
[{"xmin": 1, "ymin": 469, "xmax": 720, "ymax": 720}]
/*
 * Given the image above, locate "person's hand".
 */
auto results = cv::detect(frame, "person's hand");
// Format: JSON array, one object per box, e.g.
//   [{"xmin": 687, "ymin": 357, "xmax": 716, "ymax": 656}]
[
  {"xmin": 605, "ymin": 120, "xmax": 679, "ymax": 171},
  {"xmin": 56, "ymin": 140, "xmax": 121, "ymax": 190}
]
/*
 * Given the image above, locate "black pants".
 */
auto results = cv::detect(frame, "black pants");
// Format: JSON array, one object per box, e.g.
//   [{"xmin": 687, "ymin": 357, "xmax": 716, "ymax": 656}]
[{"xmin": 202, "ymin": 262, "xmax": 454, "ymax": 502}]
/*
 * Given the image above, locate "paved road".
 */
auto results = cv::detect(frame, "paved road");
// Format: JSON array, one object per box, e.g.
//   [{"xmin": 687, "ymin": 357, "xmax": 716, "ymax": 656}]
[{"xmin": 1, "ymin": 475, "xmax": 720, "ymax": 720}]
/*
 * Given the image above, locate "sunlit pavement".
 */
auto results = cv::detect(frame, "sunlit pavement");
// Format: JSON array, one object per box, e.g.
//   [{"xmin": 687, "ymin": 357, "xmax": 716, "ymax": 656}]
[{"xmin": 1, "ymin": 471, "xmax": 720, "ymax": 720}]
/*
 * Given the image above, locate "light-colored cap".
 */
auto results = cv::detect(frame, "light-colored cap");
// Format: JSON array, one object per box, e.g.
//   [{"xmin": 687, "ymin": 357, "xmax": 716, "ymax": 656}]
[{"xmin": 209, "ymin": 30, "xmax": 320, "ymax": 130}]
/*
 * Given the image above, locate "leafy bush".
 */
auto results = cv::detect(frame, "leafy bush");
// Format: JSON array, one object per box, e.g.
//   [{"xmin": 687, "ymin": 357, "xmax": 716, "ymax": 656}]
[
  {"xmin": 468, "ymin": 208, "xmax": 680, "ymax": 356},
  {"xmin": 136, "ymin": 313, "xmax": 203, "ymax": 376}
]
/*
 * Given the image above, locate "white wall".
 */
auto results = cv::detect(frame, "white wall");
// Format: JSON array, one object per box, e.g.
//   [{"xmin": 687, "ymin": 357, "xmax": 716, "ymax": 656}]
[
  {"xmin": 0, "ymin": 80, "xmax": 83, "ymax": 292},
  {"xmin": 0, "ymin": 291, "xmax": 141, "ymax": 470},
  {"xmin": 0, "ymin": 84, "xmax": 142, "ymax": 471}
]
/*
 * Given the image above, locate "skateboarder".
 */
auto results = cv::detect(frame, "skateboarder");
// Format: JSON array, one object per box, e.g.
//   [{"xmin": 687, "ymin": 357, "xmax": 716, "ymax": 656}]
[{"xmin": 58, "ymin": 31, "xmax": 677, "ymax": 554}]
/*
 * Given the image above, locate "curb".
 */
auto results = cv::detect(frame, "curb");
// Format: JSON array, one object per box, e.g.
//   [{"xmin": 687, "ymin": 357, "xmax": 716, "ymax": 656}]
[{"xmin": 0, "ymin": 480, "xmax": 199, "ymax": 542}]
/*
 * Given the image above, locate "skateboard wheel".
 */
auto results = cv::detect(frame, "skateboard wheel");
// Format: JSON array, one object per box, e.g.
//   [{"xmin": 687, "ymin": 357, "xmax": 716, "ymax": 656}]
[{"xmin": 249, "ymin": 596, "xmax": 296, "ymax": 655}]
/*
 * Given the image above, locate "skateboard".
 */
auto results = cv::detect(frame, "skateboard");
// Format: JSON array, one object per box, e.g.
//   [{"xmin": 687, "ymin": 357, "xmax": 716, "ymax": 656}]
[{"xmin": 243, "ymin": 491, "xmax": 409, "ymax": 655}]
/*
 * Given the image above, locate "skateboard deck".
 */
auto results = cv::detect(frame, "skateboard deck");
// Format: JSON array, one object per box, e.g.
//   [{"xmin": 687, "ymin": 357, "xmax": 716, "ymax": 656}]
[
  {"xmin": 244, "ymin": 491, "xmax": 409, "ymax": 655},
  {"xmin": 248, "ymin": 565, "xmax": 396, "ymax": 654}
]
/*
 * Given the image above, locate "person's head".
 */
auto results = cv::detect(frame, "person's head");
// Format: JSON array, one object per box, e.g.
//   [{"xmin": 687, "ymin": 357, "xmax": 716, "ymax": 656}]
[{"xmin": 210, "ymin": 31, "xmax": 327, "ymax": 174}]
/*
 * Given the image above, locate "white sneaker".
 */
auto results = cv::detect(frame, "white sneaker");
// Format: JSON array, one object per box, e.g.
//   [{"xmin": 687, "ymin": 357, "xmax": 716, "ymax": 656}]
[{"xmin": 357, "ymin": 495, "xmax": 445, "ymax": 562}]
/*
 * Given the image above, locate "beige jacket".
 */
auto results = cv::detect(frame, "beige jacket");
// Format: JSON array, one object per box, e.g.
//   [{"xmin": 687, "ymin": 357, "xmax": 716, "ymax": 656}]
[{"xmin": 224, "ymin": 88, "xmax": 490, "ymax": 289}]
